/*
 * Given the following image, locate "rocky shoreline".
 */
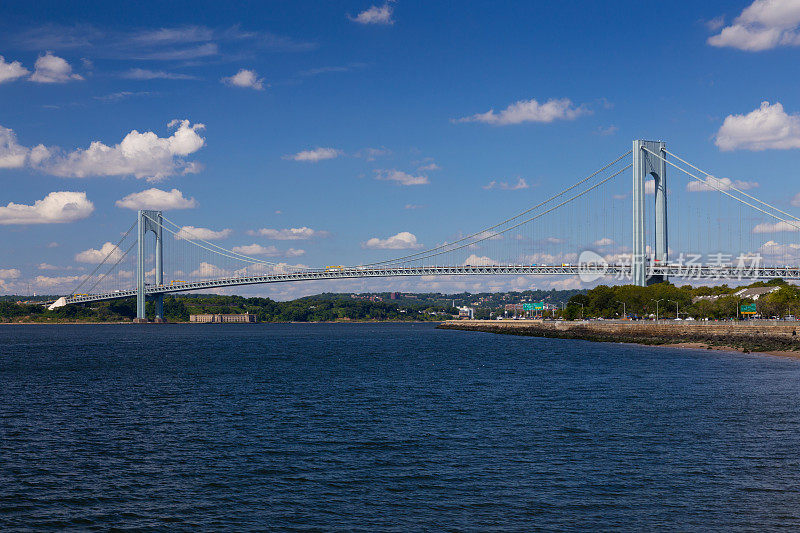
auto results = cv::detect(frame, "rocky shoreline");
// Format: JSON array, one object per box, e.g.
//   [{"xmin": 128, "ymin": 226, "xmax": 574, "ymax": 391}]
[{"xmin": 437, "ymin": 320, "xmax": 800, "ymax": 354}]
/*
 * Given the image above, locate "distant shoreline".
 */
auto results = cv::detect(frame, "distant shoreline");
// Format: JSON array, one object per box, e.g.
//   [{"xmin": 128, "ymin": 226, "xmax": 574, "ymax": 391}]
[
  {"xmin": 0, "ymin": 320, "xmax": 440, "ymax": 325},
  {"xmin": 438, "ymin": 320, "xmax": 800, "ymax": 358}
]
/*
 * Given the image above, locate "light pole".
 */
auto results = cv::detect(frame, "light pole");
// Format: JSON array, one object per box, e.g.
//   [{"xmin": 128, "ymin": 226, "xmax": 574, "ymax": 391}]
[
  {"xmin": 651, "ymin": 298, "xmax": 665, "ymax": 324},
  {"xmin": 615, "ymin": 300, "xmax": 626, "ymax": 320}
]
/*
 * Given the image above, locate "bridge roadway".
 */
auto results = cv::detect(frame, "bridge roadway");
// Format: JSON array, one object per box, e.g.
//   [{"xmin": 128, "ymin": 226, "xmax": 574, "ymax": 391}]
[{"xmin": 52, "ymin": 263, "xmax": 800, "ymax": 307}]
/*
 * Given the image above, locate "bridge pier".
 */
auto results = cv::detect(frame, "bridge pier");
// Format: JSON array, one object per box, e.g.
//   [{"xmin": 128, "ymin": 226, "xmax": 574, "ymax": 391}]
[
  {"xmin": 632, "ymin": 140, "xmax": 668, "ymax": 286},
  {"xmin": 136, "ymin": 209, "xmax": 164, "ymax": 322}
]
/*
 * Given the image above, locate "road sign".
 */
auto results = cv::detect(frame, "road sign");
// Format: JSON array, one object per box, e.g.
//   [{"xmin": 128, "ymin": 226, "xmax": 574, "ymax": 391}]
[
  {"xmin": 740, "ymin": 303, "xmax": 757, "ymax": 314},
  {"xmin": 523, "ymin": 302, "xmax": 545, "ymax": 311}
]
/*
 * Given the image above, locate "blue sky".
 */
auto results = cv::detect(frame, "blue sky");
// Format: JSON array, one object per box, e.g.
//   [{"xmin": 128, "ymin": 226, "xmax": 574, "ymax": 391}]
[{"xmin": 3, "ymin": 0, "xmax": 800, "ymax": 298}]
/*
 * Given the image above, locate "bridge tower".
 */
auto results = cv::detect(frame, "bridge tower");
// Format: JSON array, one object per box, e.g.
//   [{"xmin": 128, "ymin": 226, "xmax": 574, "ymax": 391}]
[
  {"xmin": 632, "ymin": 140, "xmax": 667, "ymax": 286},
  {"xmin": 135, "ymin": 210, "xmax": 164, "ymax": 323}
]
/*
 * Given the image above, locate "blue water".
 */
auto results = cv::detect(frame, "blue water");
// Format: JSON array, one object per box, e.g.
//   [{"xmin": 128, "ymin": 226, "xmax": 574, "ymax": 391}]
[{"xmin": 2, "ymin": 323, "xmax": 800, "ymax": 530}]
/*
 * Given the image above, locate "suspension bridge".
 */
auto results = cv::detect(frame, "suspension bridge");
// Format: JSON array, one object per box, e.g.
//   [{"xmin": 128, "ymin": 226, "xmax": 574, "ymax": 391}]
[{"xmin": 47, "ymin": 139, "xmax": 800, "ymax": 321}]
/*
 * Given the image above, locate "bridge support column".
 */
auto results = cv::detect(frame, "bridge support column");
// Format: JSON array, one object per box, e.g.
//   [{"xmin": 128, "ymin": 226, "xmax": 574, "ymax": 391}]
[
  {"xmin": 135, "ymin": 210, "xmax": 164, "ymax": 322},
  {"xmin": 632, "ymin": 140, "xmax": 668, "ymax": 286}
]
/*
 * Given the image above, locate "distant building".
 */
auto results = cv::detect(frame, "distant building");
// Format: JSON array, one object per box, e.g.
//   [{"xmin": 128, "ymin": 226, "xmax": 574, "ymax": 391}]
[
  {"xmin": 390, "ymin": 292, "xmax": 399, "ymax": 300},
  {"xmin": 693, "ymin": 286, "xmax": 780, "ymax": 303},
  {"xmin": 457, "ymin": 306, "xmax": 475, "ymax": 319},
  {"xmin": 190, "ymin": 313, "xmax": 257, "ymax": 323}
]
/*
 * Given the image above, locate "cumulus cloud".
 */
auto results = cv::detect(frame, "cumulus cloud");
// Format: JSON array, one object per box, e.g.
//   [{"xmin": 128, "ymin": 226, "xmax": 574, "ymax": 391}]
[
  {"xmin": 375, "ymin": 169, "xmax": 429, "ymax": 186},
  {"xmin": 708, "ymin": 0, "xmax": 800, "ymax": 51},
  {"xmin": 0, "ymin": 55, "xmax": 29, "ymax": 84},
  {"xmin": 758, "ymin": 239, "xmax": 800, "ymax": 256},
  {"xmin": 645, "ymin": 179, "xmax": 655, "ymax": 195},
  {"xmin": 190, "ymin": 261, "xmax": 230, "ymax": 279},
  {"xmin": 0, "ymin": 191, "xmax": 94, "ymax": 225},
  {"xmin": 34, "ymin": 275, "xmax": 82, "ymax": 289},
  {"xmin": 231, "ymin": 244, "xmax": 306, "ymax": 257},
  {"xmin": 349, "ymin": 2, "xmax": 394, "ymax": 24},
  {"xmin": 686, "ymin": 176, "xmax": 759, "ymax": 192},
  {"xmin": 231, "ymin": 243, "xmax": 280, "ymax": 256},
  {"xmin": 455, "ymin": 97, "xmax": 589, "ymax": 126},
  {"xmin": 47, "ymin": 119, "xmax": 205, "ymax": 180},
  {"xmin": 0, "ymin": 268, "xmax": 21, "ymax": 279},
  {"xmin": 175, "ymin": 225, "xmax": 231, "ymax": 240},
  {"xmin": 222, "ymin": 68, "xmax": 265, "ymax": 90},
  {"xmin": 363, "ymin": 231, "xmax": 422, "ymax": 249},
  {"xmin": 0, "ymin": 126, "xmax": 29, "ymax": 168},
  {"xmin": 716, "ymin": 101, "xmax": 800, "ymax": 151},
  {"xmin": 115, "ymin": 188, "xmax": 197, "ymax": 210},
  {"xmin": 593, "ymin": 237, "xmax": 615, "ymax": 247},
  {"xmin": 247, "ymin": 227, "xmax": 329, "ymax": 240},
  {"xmin": 483, "ymin": 177, "xmax": 529, "ymax": 190},
  {"xmin": 752, "ymin": 220, "xmax": 800, "ymax": 233},
  {"xmin": 284, "ymin": 147, "xmax": 341, "ymax": 162},
  {"xmin": 29, "ymin": 52, "xmax": 83, "ymax": 83},
  {"xmin": 0, "ymin": 120, "xmax": 206, "ymax": 180},
  {"xmin": 75, "ymin": 242, "xmax": 123, "ymax": 263},
  {"xmin": 462, "ymin": 254, "xmax": 498, "ymax": 266}
]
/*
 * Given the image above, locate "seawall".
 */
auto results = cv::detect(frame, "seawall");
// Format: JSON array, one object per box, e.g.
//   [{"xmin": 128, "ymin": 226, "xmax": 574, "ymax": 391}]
[{"xmin": 437, "ymin": 320, "xmax": 800, "ymax": 353}]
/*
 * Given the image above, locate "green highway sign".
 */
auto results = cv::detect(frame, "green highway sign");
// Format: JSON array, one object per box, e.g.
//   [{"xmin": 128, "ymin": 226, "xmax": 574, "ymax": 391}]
[
  {"xmin": 740, "ymin": 303, "xmax": 757, "ymax": 314},
  {"xmin": 523, "ymin": 302, "xmax": 545, "ymax": 311}
]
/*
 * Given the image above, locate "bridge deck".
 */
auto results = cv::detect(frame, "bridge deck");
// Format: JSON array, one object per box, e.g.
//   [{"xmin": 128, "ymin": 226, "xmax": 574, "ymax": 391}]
[{"xmin": 50, "ymin": 264, "xmax": 800, "ymax": 307}]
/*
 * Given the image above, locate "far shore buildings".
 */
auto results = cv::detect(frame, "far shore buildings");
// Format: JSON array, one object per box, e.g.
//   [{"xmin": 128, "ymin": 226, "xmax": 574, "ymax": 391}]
[{"xmin": 189, "ymin": 313, "xmax": 257, "ymax": 323}]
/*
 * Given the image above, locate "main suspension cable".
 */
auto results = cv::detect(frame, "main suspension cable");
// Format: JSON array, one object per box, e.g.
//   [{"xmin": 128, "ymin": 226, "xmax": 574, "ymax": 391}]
[
  {"xmin": 362, "ymin": 150, "xmax": 632, "ymax": 267},
  {"xmin": 70, "ymin": 221, "xmax": 136, "ymax": 296}
]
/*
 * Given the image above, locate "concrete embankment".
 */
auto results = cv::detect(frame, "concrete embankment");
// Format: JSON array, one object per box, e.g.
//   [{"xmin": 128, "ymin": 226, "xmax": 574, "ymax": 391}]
[{"xmin": 437, "ymin": 320, "xmax": 800, "ymax": 353}]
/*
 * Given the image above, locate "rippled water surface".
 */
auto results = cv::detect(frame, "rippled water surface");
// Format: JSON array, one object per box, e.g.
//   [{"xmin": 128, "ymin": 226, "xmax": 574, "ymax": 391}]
[{"xmin": 3, "ymin": 323, "xmax": 800, "ymax": 530}]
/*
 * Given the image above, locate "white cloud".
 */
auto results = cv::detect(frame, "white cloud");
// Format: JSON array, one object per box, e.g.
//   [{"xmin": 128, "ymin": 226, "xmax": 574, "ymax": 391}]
[
  {"xmin": 483, "ymin": 177, "xmax": 529, "ymax": 190},
  {"xmin": 0, "ymin": 268, "xmax": 21, "ymax": 279},
  {"xmin": 46, "ymin": 119, "xmax": 205, "ymax": 180},
  {"xmin": 405, "ymin": 204, "xmax": 424, "ymax": 210},
  {"xmin": 455, "ymin": 97, "xmax": 589, "ymax": 126},
  {"xmin": 230, "ymin": 244, "xmax": 306, "ymax": 257},
  {"xmin": 363, "ymin": 231, "xmax": 422, "ymax": 249},
  {"xmin": 284, "ymin": 147, "xmax": 341, "ymax": 162},
  {"xmin": 34, "ymin": 275, "xmax": 82, "ymax": 289},
  {"xmin": 0, "ymin": 191, "xmax": 94, "ymax": 225},
  {"xmin": 116, "ymin": 188, "xmax": 197, "ymax": 210},
  {"xmin": 752, "ymin": 220, "xmax": 800, "ymax": 233},
  {"xmin": 0, "ymin": 120, "xmax": 206, "ymax": 180},
  {"xmin": 175, "ymin": 225, "xmax": 231, "ymax": 240},
  {"xmin": 791, "ymin": 192, "xmax": 800, "ymax": 206},
  {"xmin": 75, "ymin": 242, "xmax": 123, "ymax": 263},
  {"xmin": 593, "ymin": 237, "xmax": 615, "ymax": 247},
  {"xmin": 375, "ymin": 169, "xmax": 429, "ymax": 186},
  {"xmin": 462, "ymin": 254, "xmax": 498, "ymax": 266},
  {"xmin": 247, "ymin": 227, "xmax": 328, "ymax": 240},
  {"xmin": 758, "ymin": 239, "xmax": 800, "ymax": 255},
  {"xmin": 29, "ymin": 52, "xmax": 83, "ymax": 83},
  {"xmin": 232, "ymin": 243, "xmax": 280, "ymax": 256},
  {"xmin": 0, "ymin": 126, "xmax": 29, "ymax": 168},
  {"xmin": 686, "ymin": 176, "xmax": 759, "ymax": 192},
  {"xmin": 716, "ymin": 101, "xmax": 800, "ymax": 151},
  {"xmin": 349, "ymin": 3, "xmax": 394, "ymax": 25},
  {"xmin": 121, "ymin": 68, "xmax": 196, "ymax": 80},
  {"xmin": 189, "ymin": 261, "xmax": 230, "ymax": 279},
  {"xmin": 356, "ymin": 147, "xmax": 391, "ymax": 160},
  {"xmin": 222, "ymin": 68, "xmax": 265, "ymax": 90},
  {"xmin": 0, "ymin": 55, "xmax": 29, "ymax": 84},
  {"xmin": 418, "ymin": 162, "xmax": 440, "ymax": 171},
  {"xmin": 708, "ymin": 0, "xmax": 800, "ymax": 51},
  {"xmin": 645, "ymin": 179, "xmax": 655, "ymax": 195}
]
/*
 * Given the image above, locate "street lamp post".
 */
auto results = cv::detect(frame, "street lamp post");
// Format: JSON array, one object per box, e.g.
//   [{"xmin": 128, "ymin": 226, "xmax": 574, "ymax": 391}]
[
  {"xmin": 651, "ymin": 298, "xmax": 665, "ymax": 324},
  {"xmin": 615, "ymin": 300, "xmax": 626, "ymax": 320}
]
